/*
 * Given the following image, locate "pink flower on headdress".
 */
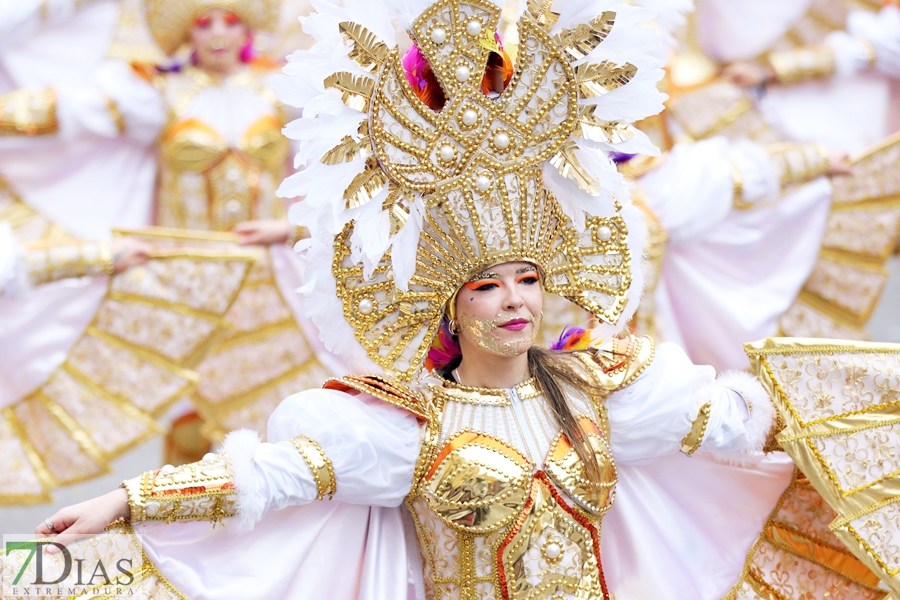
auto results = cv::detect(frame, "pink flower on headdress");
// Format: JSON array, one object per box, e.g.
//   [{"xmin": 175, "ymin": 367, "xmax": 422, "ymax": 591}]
[
  {"xmin": 425, "ymin": 318, "xmax": 462, "ymax": 372},
  {"xmin": 402, "ymin": 44, "xmax": 430, "ymax": 91}
]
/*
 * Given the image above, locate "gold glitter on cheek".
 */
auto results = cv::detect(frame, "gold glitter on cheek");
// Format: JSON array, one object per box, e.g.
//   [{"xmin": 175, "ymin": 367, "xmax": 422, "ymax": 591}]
[{"xmin": 458, "ymin": 312, "xmax": 537, "ymax": 357}]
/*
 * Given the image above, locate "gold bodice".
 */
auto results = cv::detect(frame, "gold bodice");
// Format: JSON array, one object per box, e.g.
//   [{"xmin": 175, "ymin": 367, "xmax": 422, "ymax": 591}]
[
  {"xmin": 328, "ymin": 337, "xmax": 654, "ymax": 600},
  {"xmin": 155, "ymin": 67, "xmax": 290, "ymax": 232}
]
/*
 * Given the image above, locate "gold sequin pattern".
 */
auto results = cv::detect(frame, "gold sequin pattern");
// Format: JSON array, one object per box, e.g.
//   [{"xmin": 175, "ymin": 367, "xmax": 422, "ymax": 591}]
[
  {"xmin": 121, "ymin": 452, "xmax": 237, "ymax": 525},
  {"xmin": 20, "ymin": 240, "xmax": 114, "ymax": 286},
  {"xmin": 290, "ymin": 435, "xmax": 336, "ymax": 501},
  {"xmin": 746, "ymin": 338, "xmax": 900, "ymax": 595},
  {"xmin": 768, "ymin": 45, "xmax": 837, "ymax": 84},
  {"xmin": 0, "ymin": 88, "xmax": 58, "ymax": 136},
  {"xmin": 680, "ymin": 401, "xmax": 712, "ymax": 456}
]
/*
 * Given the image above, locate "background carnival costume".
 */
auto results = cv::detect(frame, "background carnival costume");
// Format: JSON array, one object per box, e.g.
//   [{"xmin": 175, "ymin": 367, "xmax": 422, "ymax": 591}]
[
  {"xmin": 612, "ymin": 0, "xmax": 900, "ymax": 372},
  {"xmin": 0, "ymin": 0, "xmax": 352, "ymax": 504},
  {"xmin": 0, "ymin": 0, "xmax": 257, "ymax": 502}
]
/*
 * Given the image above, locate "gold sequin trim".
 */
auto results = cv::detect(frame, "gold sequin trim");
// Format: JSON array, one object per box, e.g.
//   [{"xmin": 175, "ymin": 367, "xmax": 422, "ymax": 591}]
[
  {"xmin": 20, "ymin": 240, "xmax": 114, "ymax": 286},
  {"xmin": 121, "ymin": 453, "xmax": 236, "ymax": 525},
  {"xmin": 105, "ymin": 96, "xmax": 126, "ymax": 134},
  {"xmin": 766, "ymin": 142, "xmax": 830, "ymax": 187},
  {"xmin": 290, "ymin": 435, "xmax": 336, "ymax": 500},
  {"xmin": 0, "ymin": 88, "xmax": 58, "ymax": 136},
  {"xmin": 768, "ymin": 45, "xmax": 836, "ymax": 85},
  {"xmin": 680, "ymin": 401, "xmax": 712, "ymax": 456},
  {"xmin": 324, "ymin": 374, "xmax": 430, "ymax": 420},
  {"xmin": 431, "ymin": 377, "xmax": 541, "ymax": 406}
]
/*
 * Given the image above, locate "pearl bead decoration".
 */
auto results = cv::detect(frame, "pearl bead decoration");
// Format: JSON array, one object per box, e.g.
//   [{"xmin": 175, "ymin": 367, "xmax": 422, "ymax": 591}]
[
  {"xmin": 493, "ymin": 132, "xmax": 510, "ymax": 150},
  {"xmin": 358, "ymin": 299, "xmax": 374, "ymax": 315},
  {"xmin": 544, "ymin": 543, "xmax": 562, "ymax": 560},
  {"xmin": 439, "ymin": 145, "xmax": 455, "ymax": 161},
  {"xmin": 160, "ymin": 464, "xmax": 176, "ymax": 475},
  {"xmin": 466, "ymin": 20, "xmax": 482, "ymax": 36},
  {"xmin": 430, "ymin": 27, "xmax": 447, "ymax": 44},
  {"xmin": 597, "ymin": 226, "xmax": 612, "ymax": 242},
  {"xmin": 455, "ymin": 66, "xmax": 471, "ymax": 83},
  {"xmin": 475, "ymin": 175, "xmax": 491, "ymax": 191},
  {"xmin": 462, "ymin": 109, "xmax": 478, "ymax": 126}
]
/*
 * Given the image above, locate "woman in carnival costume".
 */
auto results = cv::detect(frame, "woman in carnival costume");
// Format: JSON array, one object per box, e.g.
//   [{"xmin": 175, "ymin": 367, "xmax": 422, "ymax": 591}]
[
  {"xmin": 13, "ymin": 1, "xmax": 898, "ymax": 599},
  {"xmin": 0, "ymin": 0, "xmax": 350, "ymax": 481}
]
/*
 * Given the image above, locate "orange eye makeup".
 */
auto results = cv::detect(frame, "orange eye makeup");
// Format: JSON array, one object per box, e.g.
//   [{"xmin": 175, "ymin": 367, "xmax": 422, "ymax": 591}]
[
  {"xmin": 224, "ymin": 12, "xmax": 241, "ymax": 25},
  {"xmin": 194, "ymin": 15, "xmax": 213, "ymax": 27},
  {"xmin": 515, "ymin": 273, "xmax": 539, "ymax": 285},
  {"xmin": 463, "ymin": 279, "xmax": 501, "ymax": 291}
]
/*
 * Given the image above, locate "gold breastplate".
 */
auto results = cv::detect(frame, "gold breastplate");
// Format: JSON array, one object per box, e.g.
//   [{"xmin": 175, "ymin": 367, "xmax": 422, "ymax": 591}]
[
  {"xmin": 155, "ymin": 68, "xmax": 290, "ymax": 232},
  {"xmin": 408, "ymin": 381, "xmax": 617, "ymax": 600},
  {"xmin": 326, "ymin": 338, "xmax": 655, "ymax": 600},
  {"xmin": 160, "ymin": 114, "xmax": 288, "ymax": 173}
]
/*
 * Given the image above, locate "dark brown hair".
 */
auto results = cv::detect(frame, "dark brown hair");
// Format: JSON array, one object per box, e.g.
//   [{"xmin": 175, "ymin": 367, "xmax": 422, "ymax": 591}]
[
  {"xmin": 527, "ymin": 346, "xmax": 605, "ymax": 483},
  {"xmin": 440, "ymin": 347, "xmax": 605, "ymax": 483}
]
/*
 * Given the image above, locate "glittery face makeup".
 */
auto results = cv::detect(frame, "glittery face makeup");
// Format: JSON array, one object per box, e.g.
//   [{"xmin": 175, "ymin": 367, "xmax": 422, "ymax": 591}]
[
  {"xmin": 458, "ymin": 311, "xmax": 538, "ymax": 355},
  {"xmin": 455, "ymin": 262, "xmax": 543, "ymax": 357}
]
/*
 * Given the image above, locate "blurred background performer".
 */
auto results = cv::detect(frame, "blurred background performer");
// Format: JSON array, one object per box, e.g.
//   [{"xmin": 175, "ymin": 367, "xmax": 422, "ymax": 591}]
[
  {"xmin": 620, "ymin": 0, "xmax": 900, "ymax": 372},
  {"xmin": 141, "ymin": 0, "xmax": 352, "ymax": 461},
  {"xmin": 0, "ymin": 0, "xmax": 348, "ymax": 512}
]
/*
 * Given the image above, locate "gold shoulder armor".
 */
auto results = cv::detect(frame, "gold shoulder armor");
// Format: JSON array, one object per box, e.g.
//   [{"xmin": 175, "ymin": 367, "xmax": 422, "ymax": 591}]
[
  {"xmin": 323, "ymin": 374, "xmax": 430, "ymax": 421},
  {"xmin": 575, "ymin": 335, "xmax": 655, "ymax": 392}
]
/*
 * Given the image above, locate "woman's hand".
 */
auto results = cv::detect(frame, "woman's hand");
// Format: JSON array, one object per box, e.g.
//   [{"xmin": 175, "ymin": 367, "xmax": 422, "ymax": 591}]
[
  {"xmin": 827, "ymin": 152, "xmax": 854, "ymax": 177},
  {"xmin": 233, "ymin": 219, "xmax": 292, "ymax": 246},
  {"xmin": 111, "ymin": 239, "xmax": 152, "ymax": 273},
  {"xmin": 722, "ymin": 61, "xmax": 774, "ymax": 88},
  {"xmin": 35, "ymin": 488, "xmax": 130, "ymax": 552}
]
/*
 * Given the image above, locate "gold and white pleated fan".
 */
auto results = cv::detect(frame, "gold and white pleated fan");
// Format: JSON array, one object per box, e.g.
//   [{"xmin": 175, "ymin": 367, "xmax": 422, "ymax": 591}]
[{"xmin": 276, "ymin": 0, "xmax": 666, "ymax": 380}]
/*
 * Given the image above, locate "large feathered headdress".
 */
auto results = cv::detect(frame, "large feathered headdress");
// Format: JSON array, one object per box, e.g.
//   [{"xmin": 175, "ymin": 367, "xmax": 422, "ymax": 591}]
[{"xmin": 273, "ymin": 0, "xmax": 667, "ymax": 381}]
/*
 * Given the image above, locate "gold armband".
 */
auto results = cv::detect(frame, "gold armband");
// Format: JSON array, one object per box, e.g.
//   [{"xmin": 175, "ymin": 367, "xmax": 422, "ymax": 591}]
[
  {"xmin": 858, "ymin": 38, "xmax": 878, "ymax": 69},
  {"xmin": 290, "ymin": 435, "xmax": 336, "ymax": 501},
  {"xmin": 729, "ymin": 160, "xmax": 751, "ymax": 209},
  {"xmin": 105, "ymin": 96, "xmax": 126, "ymax": 134},
  {"xmin": 121, "ymin": 453, "xmax": 236, "ymax": 525},
  {"xmin": 680, "ymin": 402, "xmax": 712, "ymax": 456},
  {"xmin": 21, "ymin": 240, "xmax": 114, "ymax": 286},
  {"xmin": 0, "ymin": 88, "xmax": 58, "ymax": 136},
  {"xmin": 766, "ymin": 142, "xmax": 830, "ymax": 187},
  {"xmin": 767, "ymin": 45, "xmax": 836, "ymax": 85}
]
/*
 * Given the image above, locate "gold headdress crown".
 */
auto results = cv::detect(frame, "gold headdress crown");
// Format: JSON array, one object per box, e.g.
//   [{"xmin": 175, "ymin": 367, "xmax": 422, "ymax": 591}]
[
  {"xmin": 145, "ymin": 0, "xmax": 280, "ymax": 55},
  {"xmin": 281, "ymin": 0, "xmax": 665, "ymax": 380}
]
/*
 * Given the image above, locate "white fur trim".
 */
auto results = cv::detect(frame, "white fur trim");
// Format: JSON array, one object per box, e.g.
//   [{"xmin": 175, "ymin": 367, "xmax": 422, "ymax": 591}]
[
  {"xmin": 222, "ymin": 429, "xmax": 264, "ymax": 535},
  {"xmin": 713, "ymin": 370, "xmax": 776, "ymax": 465}
]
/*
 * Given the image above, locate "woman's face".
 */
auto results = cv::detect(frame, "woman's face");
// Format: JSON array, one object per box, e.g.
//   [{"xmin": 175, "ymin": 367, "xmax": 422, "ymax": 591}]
[
  {"xmin": 189, "ymin": 8, "xmax": 247, "ymax": 74},
  {"xmin": 455, "ymin": 261, "xmax": 543, "ymax": 358}
]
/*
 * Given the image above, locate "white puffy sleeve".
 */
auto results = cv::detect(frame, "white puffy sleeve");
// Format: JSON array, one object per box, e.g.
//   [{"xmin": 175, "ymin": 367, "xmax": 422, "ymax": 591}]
[
  {"xmin": 0, "ymin": 223, "xmax": 21, "ymax": 297},
  {"xmin": 0, "ymin": 60, "xmax": 165, "ymax": 145},
  {"xmin": 606, "ymin": 342, "xmax": 775, "ymax": 464},
  {"xmin": 638, "ymin": 138, "xmax": 778, "ymax": 245},
  {"xmin": 845, "ymin": 5, "xmax": 900, "ymax": 79},
  {"xmin": 55, "ymin": 60, "xmax": 166, "ymax": 144},
  {"xmin": 121, "ymin": 387, "xmax": 422, "ymax": 534},
  {"xmin": 225, "ymin": 388, "xmax": 421, "ymax": 532}
]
